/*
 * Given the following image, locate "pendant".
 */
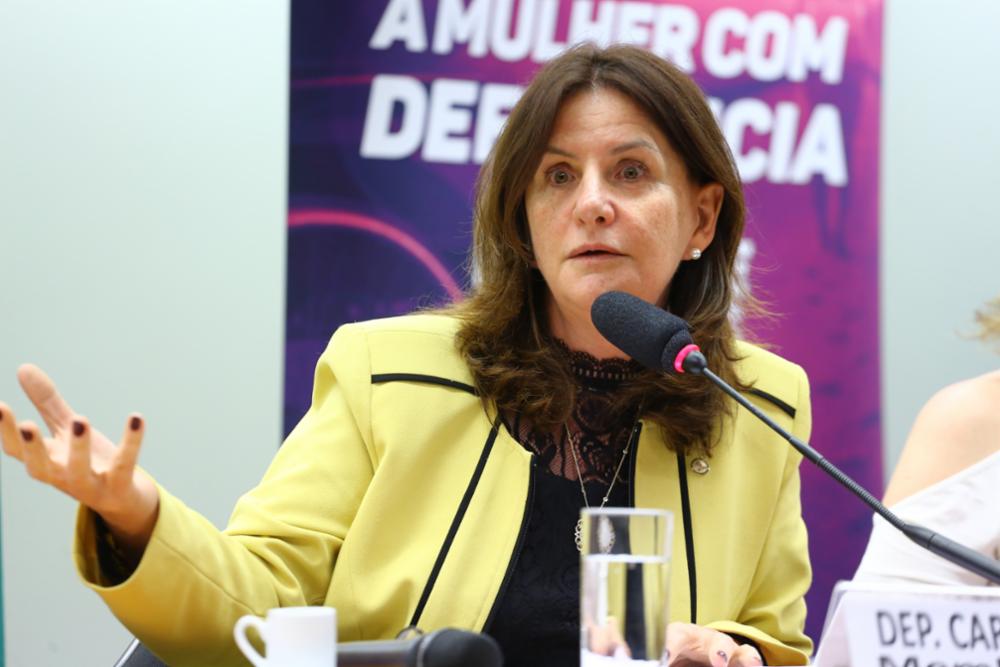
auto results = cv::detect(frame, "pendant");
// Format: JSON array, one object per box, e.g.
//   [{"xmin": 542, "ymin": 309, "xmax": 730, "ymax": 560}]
[
  {"xmin": 598, "ymin": 516, "xmax": 616, "ymax": 553},
  {"xmin": 575, "ymin": 516, "xmax": 616, "ymax": 554}
]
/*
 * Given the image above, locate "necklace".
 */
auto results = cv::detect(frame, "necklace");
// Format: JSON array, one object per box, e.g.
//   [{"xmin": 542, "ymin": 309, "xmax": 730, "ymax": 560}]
[{"xmin": 566, "ymin": 424, "xmax": 632, "ymax": 553}]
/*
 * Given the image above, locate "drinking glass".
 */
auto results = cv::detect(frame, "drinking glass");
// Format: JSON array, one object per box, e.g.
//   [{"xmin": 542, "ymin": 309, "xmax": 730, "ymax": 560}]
[{"xmin": 580, "ymin": 508, "xmax": 672, "ymax": 666}]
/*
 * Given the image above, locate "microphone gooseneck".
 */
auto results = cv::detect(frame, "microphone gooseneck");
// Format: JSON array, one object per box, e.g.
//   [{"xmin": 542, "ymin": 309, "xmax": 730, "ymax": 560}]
[{"xmin": 591, "ymin": 290, "xmax": 1000, "ymax": 585}]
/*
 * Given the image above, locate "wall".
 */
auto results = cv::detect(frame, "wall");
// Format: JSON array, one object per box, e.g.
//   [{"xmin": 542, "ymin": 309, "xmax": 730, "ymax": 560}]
[
  {"xmin": 2, "ymin": 0, "xmax": 1000, "ymax": 664},
  {"xmin": 880, "ymin": 0, "xmax": 1000, "ymax": 468},
  {"xmin": 0, "ymin": 2, "xmax": 289, "ymax": 665}
]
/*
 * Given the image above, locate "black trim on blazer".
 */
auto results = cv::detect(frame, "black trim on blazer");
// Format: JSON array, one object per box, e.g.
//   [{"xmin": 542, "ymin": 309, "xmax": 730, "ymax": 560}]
[
  {"xmin": 371, "ymin": 373, "xmax": 477, "ymax": 396},
  {"xmin": 623, "ymin": 421, "xmax": 663, "ymax": 653},
  {"xmin": 747, "ymin": 388, "xmax": 795, "ymax": 419},
  {"xmin": 408, "ymin": 420, "xmax": 500, "ymax": 628},
  {"xmin": 628, "ymin": 423, "xmax": 700, "ymax": 624},
  {"xmin": 482, "ymin": 456, "xmax": 538, "ymax": 631},
  {"xmin": 676, "ymin": 451, "xmax": 697, "ymax": 624}
]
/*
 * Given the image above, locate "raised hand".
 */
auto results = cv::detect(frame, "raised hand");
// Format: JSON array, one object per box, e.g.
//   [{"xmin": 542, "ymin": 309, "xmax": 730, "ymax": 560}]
[{"xmin": 0, "ymin": 364, "xmax": 159, "ymax": 558}]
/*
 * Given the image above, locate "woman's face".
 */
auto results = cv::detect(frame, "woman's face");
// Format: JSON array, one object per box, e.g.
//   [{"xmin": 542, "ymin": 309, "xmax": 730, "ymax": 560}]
[{"xmin": 525, "ymin": 86, "xmax": 722, "ymax": 346}]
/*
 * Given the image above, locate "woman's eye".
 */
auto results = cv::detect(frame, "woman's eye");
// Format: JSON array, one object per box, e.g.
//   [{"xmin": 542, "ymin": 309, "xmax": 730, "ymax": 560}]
[
  {"xmin": 548, "ymin": 168, "xmax": 572, "ymax": 185},
  {"xmin": 621, "ymin": 164, "xmax": 645, "ymax": 180}
]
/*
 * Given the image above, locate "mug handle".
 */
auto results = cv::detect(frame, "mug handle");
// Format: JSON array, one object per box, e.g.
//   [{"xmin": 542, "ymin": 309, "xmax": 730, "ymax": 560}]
[{"xmin": 233, "ymin": 615, "xmax": 269, "ymax": 667}]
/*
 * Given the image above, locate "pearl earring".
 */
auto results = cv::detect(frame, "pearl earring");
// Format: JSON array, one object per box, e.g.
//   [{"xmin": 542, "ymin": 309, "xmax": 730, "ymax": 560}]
[{"xmin": 690, "ymin": 248, "xmax": 702, "ymax": 260}]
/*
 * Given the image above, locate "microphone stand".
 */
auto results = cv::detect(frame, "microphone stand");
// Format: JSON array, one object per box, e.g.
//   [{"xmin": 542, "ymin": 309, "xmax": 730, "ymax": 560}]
[{"xmin": 681, "ymin": 349, "xmax": 1000, "ymax": 585}]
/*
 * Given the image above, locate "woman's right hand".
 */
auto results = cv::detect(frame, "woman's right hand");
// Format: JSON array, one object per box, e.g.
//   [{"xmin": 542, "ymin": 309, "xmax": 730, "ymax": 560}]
[{"xmin": 0, "ymin": 364, "xmax": 159, "ymax": 559}]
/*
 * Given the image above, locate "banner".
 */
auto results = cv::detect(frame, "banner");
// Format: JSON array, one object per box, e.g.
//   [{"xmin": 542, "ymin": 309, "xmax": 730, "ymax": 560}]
[{"xmin": 287, "ymin": 0, "xmax": 882, "ymax": 643}]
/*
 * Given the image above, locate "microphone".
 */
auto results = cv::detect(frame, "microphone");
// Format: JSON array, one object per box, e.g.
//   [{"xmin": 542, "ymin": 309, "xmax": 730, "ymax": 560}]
[
  {"xmin": 337, "ymin": 629, "xmax": 503, "ymax": 667},
  {"xmin": 590, "ymin": 291, "xmax": 699, "ymax": 373},
  {"xmin": 590, "ymin": 290, "xmax": 1000, "ymax": 585}
]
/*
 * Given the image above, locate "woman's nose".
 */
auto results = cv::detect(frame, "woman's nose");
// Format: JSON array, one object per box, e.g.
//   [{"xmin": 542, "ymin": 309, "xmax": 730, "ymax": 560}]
[{"xmin": 573, "ymin": 172, "xmax": 615, "ymax": 226}]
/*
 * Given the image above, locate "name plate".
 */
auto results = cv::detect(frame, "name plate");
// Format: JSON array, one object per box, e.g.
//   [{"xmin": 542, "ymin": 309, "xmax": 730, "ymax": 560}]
[{"xmin": 815, "ymin": 581, "xmax": 1000, "ymax": 667}]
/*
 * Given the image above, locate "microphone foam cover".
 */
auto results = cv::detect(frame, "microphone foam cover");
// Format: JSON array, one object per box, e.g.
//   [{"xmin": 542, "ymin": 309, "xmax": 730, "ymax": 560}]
[
  {"xmin": 423, "ymin": 629, "xmax": 503, "ymax": 667},
  {"xmin": 591, "ymin": 291, "xmax": 693, "ymax": 373}
]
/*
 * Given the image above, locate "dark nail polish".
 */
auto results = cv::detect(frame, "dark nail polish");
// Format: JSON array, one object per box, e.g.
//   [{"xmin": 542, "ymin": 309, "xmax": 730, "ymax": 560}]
[
  {"xmin": 20, "ymin": 428, "xmax": 33, "ymax": 442},
  {"xmin": 73, "ymin": 421, "xmax": 85, "ymax": 437},
  {"xmin": 130, "ymin": 416, "xmax": 142, "ymax": 431},
  {"xmin": 0, "ymin": 410, "xmax": 4, "ymax": 421}
]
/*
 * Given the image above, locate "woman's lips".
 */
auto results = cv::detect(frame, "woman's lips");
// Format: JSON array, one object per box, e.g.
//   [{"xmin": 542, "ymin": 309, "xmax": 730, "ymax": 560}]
[{"xmin": 569, "ymin": 246, "xmax": 624, "ymax": 260}]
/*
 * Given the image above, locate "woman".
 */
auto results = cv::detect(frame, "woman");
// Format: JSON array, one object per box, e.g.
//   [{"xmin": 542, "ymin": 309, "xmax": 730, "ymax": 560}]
[
  {"xmin": 0, "ymin": 45, "xmax": 812, "ymax": 666},
  {"xmin": 855, "ymin": 295, "xmax": 1000, "ymax": 585}
]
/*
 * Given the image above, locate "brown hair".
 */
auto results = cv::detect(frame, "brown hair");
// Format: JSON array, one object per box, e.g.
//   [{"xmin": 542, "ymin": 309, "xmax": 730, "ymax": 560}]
[{"xmin": 448, "ymin": 44, "xmax": 758, "ymax": 455}]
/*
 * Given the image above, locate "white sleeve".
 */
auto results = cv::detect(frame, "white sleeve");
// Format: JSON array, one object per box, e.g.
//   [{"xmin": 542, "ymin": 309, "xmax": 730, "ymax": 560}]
[{"xmin": 854, "ymin": 451, "xmax": 1000, "ymax": 586}]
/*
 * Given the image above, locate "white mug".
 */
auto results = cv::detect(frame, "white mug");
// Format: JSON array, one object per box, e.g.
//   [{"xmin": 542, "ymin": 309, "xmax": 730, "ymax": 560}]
[{"xmin": 233, "ymin": 606, "xmax": 337, "ymax": 667}]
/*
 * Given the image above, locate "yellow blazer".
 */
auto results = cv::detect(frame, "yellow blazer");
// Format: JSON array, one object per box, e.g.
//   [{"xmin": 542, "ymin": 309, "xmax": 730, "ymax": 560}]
[{"xmin": 74, "ymin": 313, "xmax": 813, "ymax": 665}]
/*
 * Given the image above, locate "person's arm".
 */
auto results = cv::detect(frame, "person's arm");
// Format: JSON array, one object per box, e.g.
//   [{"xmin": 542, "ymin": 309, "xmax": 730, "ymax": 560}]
[
  {"xmin": 705, "ymin": 362, "xmax": 813, "ymax": 665},
  {"xmin": 659, "ymin": 447, "xmax": 810, "ymax": 667},
  {"xmin": 705, "ymin": 447, "xmax": 812, "ymax": 664},
  {"xmin": 74, "ymin": 324, "xmax": 377, "ymax": 665},
  {"xmin": 855, "ymin": 370, "xmax": 1000, "ymax": 586},
  {"xmin": 884, "ymin": 371, "xmax": 1000, "ymax": 507},
  {"xmin": 3, "ymin": 324, "xmax": 377, "ymax": 666}
]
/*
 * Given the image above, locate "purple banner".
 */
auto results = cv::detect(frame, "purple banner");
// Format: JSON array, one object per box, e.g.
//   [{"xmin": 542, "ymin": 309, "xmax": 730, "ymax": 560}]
[{"xmin": 287, "ymin": 0, "xmax": 882, "ymax": 644}]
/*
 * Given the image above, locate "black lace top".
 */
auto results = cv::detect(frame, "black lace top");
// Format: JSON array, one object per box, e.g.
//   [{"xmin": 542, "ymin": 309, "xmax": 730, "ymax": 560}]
[{"xmin": 487, "ymin": 346, "xmax": 643, "ymax": 666}]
